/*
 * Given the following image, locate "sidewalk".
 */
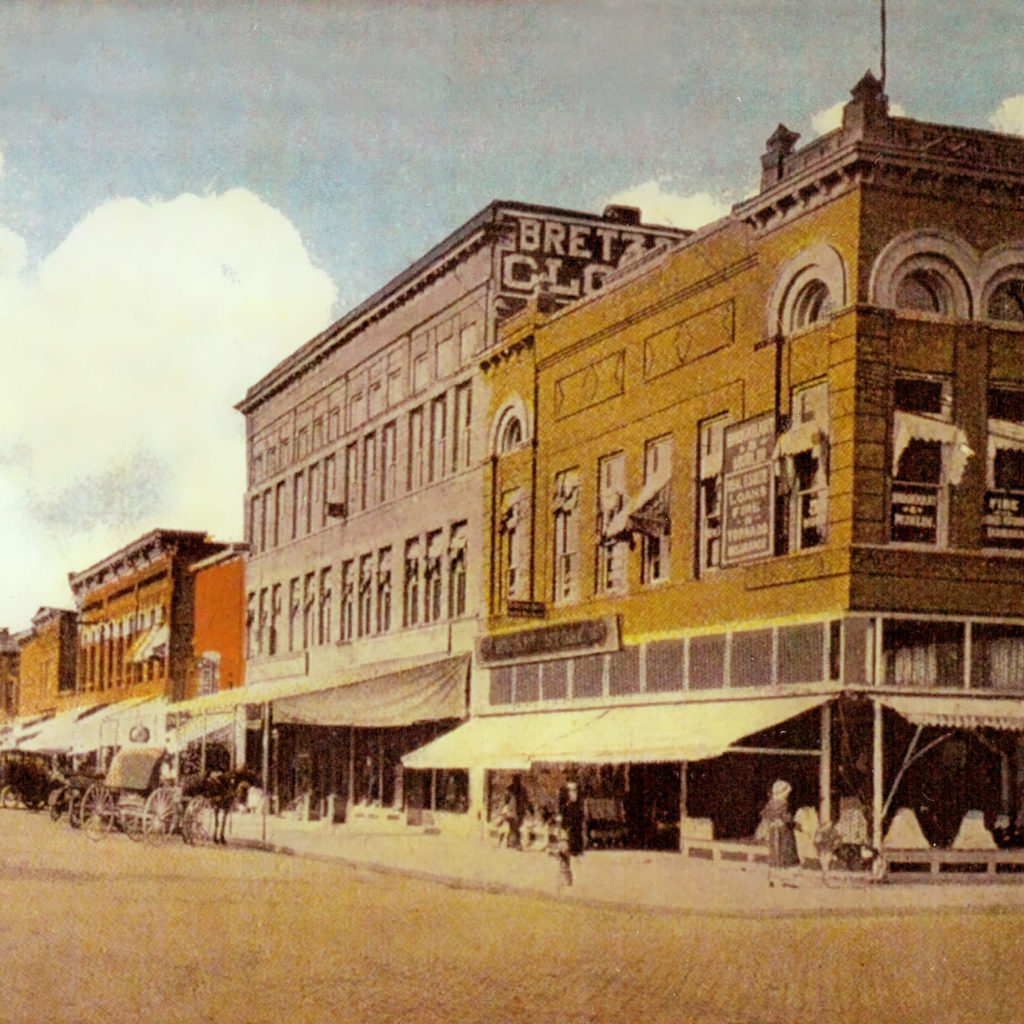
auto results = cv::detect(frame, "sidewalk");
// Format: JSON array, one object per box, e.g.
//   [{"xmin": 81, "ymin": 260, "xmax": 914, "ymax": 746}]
[{"xmin": 227, "ymin": 811, "xmax": 1024, "ymax": 917}]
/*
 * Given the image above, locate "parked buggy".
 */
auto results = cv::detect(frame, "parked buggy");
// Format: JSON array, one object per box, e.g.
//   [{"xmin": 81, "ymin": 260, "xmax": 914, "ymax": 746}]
[
  {"xmin": 49, "ymin": 770, "xmax": 104, "ymax": 827},
  {"xmin": 0, "ymin": 751, "xmax": 61, "ymax": 811},
  {"xmin": 79, "ymin": 747, "xmax": 184, "ymax": 845}
]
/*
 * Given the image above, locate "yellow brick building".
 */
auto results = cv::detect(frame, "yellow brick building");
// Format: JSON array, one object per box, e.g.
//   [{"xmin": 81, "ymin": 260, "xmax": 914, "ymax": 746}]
[{"xmin": 407, "ymin": 76, "xmax": 1024, "ymax": 868}]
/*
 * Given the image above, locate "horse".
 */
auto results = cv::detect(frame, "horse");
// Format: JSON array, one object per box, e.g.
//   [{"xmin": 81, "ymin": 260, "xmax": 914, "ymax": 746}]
[{"xmin": 182, "ymin": 767, "xmax": 258, "ymax": 844}]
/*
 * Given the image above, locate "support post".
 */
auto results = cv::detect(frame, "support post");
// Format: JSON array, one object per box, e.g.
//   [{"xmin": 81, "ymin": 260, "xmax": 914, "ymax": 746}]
[
  {"xmin": 261, "ymin": 702, "xmax": 270, "ymax": 844},
  {"xmin": 678, "ymin": 761, "xmax": 688, "ymax": 852},
  {"xmin": 819, "ymin": 702, "xmax": 832, "ymax": 825},
  {"xmin": 348, "ymin": 726, "xmax": 356, "ymax": 809},
  {"xmin": 872, "ymin": 699, "xmax": 883, "ymax": 850}
]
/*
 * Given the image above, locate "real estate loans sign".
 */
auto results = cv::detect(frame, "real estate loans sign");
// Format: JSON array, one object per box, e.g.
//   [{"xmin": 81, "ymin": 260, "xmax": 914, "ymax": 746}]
[{"xmin": 722, "ymin": 413, "xmax": 775, "ymax": 564}]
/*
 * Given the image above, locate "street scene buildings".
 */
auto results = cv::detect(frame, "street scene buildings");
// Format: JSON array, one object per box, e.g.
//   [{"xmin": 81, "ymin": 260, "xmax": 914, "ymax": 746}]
[{"xmin": 5, "ymin": 75, "xmax": 1024, "ymax": 875}]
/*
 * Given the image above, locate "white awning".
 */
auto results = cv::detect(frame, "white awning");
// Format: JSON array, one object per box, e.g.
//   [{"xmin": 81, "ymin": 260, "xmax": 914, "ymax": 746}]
[
  {"xmin": 877, "ymin": 693, "xmax": 1024, "ymax": 731},
  {"xmin": 69, "ymin": 696, "xmax": 169, "ymax": 754},
  {"xmin": 17, "ymin": 707, "xmax": 89, "ymax": 754},
  {"xmin": 530, "ymin": 694, "xmax": 833, "ymax": 764},
  {"xmin": 170, "ymin": 711, "xmax": 236, "ymax": 750},
  {"xmin": 402, "ymin": 694, "xmax": 832, "ymax": 770},
  {"xmin": 605, "ymin": 462, "xmax": 671, "ymax": 538},
  {"xmin": 892, "ymin": 411, "xmax": 973, "ymax": 486},
  {"xmin": 401, "ymin": 709, "xmax": 607, "ymax": 770}
]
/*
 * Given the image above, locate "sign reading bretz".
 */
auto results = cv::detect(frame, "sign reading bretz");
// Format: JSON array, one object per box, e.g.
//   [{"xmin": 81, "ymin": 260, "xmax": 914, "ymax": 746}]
[
  {"xmin": 722, "ymin": 413, "xmax": 775, "ymax": 564},
  {"xmin": 496, "ymin": 213, "xmax": 681, "ymax": 317}
]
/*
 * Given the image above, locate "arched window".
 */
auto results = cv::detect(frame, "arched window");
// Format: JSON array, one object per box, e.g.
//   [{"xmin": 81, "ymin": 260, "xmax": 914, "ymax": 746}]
[
  {"xmin": 790, "ymin": 279, "xmax": 833, "ymax": 330},
  {"xmin": 895, "ymin": 268, "xmax": 956, "ymax": 315},
  {"xmin": 498, "ymin": 415, "xmax": 523, "ymax": 453},
  {"xmin": 987, "ymin": 278, "xmax": 1024, "ymax": 323}
]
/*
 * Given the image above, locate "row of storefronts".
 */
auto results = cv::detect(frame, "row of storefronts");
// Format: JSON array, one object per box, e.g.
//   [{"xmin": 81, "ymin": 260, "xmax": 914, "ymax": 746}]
[{"xmin": 7, "ymin": 76, "xmax": 1024, "ymax": 869}]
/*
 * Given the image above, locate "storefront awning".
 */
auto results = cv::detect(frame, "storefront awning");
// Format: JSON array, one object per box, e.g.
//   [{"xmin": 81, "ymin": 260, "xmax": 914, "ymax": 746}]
[
  {"xmin": 169, "ymin": 711, "xmax": 237, "ymax": 750},
  {"xmin": 273, "ymin": 655, "xmax": 468, "ymax": 728},
  {"xmin": 402, "ymin": 694, "xmax": 832, "ymax": 770},
  {"xmin": 877, "ymin": 693, "xmax": 1024, "ymax": 731},
  {"xmin": 69, "ymin": 697, "xmax": 168, "ymax": 754}
]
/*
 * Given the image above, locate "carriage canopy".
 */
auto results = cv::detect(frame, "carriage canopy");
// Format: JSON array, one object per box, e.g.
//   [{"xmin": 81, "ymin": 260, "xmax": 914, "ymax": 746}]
[{"xmin": 105, "ymin": 747, "xmax": 165, "ymax": 791}]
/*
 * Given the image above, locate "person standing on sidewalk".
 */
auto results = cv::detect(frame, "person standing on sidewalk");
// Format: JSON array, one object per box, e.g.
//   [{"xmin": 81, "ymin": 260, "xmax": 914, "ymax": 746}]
[{"xmin": 760, "ymin": 779, "xmax": 800, "ymax": 886}]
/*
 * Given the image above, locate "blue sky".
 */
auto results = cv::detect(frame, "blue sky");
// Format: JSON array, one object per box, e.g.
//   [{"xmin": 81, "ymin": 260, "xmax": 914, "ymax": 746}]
[{"xmin": 2, "ymin": 0, "xmax": 1024, "ymax": 628}]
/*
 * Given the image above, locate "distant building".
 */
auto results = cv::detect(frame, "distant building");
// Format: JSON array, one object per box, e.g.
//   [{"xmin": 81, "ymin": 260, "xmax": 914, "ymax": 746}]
[
  {"xmin": 0, "ymin": 629, "xmax": 20, "ymax": 723},
  {"xmin": 68, "ymin": 530, "xmax": 228, "ymax": 710},
  {"xmin": 17, "ymin": 607, "xmax": 78, "ymax": 717},
  {"xmin": 186, "ymin": 544, "xmax": 248, "ymax": 701}
]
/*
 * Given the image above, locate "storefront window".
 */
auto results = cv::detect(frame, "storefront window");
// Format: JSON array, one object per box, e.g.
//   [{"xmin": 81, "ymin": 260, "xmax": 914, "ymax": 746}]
[{"xmin": 883, "ymin": 619, "xmax": 963, "ymax": 689}]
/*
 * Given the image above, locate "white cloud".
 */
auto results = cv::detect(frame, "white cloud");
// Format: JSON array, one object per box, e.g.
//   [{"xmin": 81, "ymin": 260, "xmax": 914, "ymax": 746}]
[
  {"xmin": 0, "ymin": 189, "xmax": 337, "ymax": 628},
  {"xmin": 603, "ymin": 180, "xmax": 732, "ymax": 231},
  {"xmin": 990, "ymin": 96, "xmax": 1024, "ymax": 135},
  {"xmin": 810, "ymin": 99, "xmax": 906, "ymax": 137}
]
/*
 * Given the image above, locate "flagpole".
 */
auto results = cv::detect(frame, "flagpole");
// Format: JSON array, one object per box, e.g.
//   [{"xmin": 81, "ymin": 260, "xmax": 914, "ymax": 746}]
[{"xmin": 880, "ymin": 0, "xmax": 887, "ymax": 92}]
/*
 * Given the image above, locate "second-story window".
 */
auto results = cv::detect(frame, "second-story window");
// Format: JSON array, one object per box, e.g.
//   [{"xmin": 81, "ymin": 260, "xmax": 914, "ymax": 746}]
[
  {"xmin": 303, "ymin": 573, "xmax": 315, "ymax": 649},
  {"xmin": 362, "ymin": 433, "xmax": 377, "ymax": 511},
  {"xmin": 269, "ymin": 584, "xmax": 281, "ymax": 655},
  {"xmin": 596, "ymin": 453, "xmax": 627, "ymax": 594},
  {"xmin": 552, "ymin": 470, "xmax": 580, "ymax": 604},
  {"xmin": 985, "ymin": 385, "xmax": 1024, "ymax": 550},
  {"xmin": 288, "ymin": 578, "xmax": 299, "ymax": 651},
  {"xmin": 500, "ymin": 489, "xmax": 523, "ymax": 604},
  {"xmin": 404, "ymin": 538, "xmax": 421, "ymax": 627},
  {"xmin": 318, "ymin": 568, "xmax": 332, "ymax": 645},
  {"xmin": 698, "ymin": 417, "xmax": 728, "ymax": 575},
  {"xmin": 449, "ymin": 522, "xmax": 467, "ymax": 618},
  {"xmin": 454, "ymin": 382, "xmax": 472, "ymax": 471},
  {"xmin": 425, "ymin": 530, "xmax": 444, "ymax": 622},
  {"xmin": 775, "ymin": 382, "xmax": 829, "ymax": 555},
  {"xmin": 345, "ymin": 441, "xmax": 360, "ymax": 516},
  {"xmin": 358, "ymin": 555, "xmax": 373, "ymax": 638},
  {"xmin": 640, "ymin": 437, "xmax": 672, "ymax": 584},
  {"xmin": 376, "ymin": 548, "xmax": 392, "ymax": 633},
  {"xmin": 340, "ymin": 561, "xmax": 354, "ymax": 642},
  {"xmin": 890, "ymin": 374, "xmax": 967, "ymax": 547}
]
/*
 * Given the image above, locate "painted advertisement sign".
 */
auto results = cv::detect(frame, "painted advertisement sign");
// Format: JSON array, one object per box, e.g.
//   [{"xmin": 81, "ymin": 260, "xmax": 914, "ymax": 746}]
[
  {"xmin": 722, "ymin": 413, "xmax": 775, "ymax": 564},
  {"xmin": 984, "ymin": 491, "xmax": 1024, "ymax": 548},
  {"xmin": 495, "ymin": 211, "xmax": 682, "ymax": 317}
]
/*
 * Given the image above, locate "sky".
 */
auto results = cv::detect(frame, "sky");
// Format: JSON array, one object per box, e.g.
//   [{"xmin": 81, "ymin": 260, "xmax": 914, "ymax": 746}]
[{"xmin": 2, "ymin": 0, "xmax": 1024, "ymax": 630}]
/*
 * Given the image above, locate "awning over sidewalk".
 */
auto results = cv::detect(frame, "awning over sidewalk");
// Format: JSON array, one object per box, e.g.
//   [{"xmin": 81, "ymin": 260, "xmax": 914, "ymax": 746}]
[
  {"xmin": 402, "ymin": 709, "xmax": 608, "ymax": 770},
  {"xmin": 877, "ymin": 693, "xmax": 1024, "ymax": 731},
  {"xmin": 402, "ymin": 693, "xmax": 832, "ymax": 770},
  {"xmin": 170, "ymin": 654, "xmax": 469, "ymax": 725},
  {"xmin": 170, "ymin": 711, "xmax": 236, "ymax": 749},
  {"xmin": 69, "ymin": 697, "xmax": 168, "ymax": 754},
  {"xmin": 273, "ymin": 655, "xmax": 468, "ymax": 728}
]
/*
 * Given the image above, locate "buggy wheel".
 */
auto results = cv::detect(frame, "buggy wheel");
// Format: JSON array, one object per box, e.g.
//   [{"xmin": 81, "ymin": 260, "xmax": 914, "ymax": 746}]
[
  {"xmin": 181, "ymin": 796, "xmax": 213, "ymax": 845},
  {"xmin": 143, "ymin": 787, "xmax": 178, "ymax": 846},
  {"xmin": 83, "ymin": 785, "xmax": 115, "ymax": 842},
  {"xmin": 122, "ymin": 799, "xmax": 146, "ymax": 842},
  {"xmin": 1, "ymin": 786, "xmax": 18, "ymax": 809}
]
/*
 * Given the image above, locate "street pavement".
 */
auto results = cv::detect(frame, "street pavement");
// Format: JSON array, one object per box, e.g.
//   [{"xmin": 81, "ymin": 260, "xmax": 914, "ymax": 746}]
[{"xmin": 226, "ymin": 809, "xmax": 1024, "ymax": 918}]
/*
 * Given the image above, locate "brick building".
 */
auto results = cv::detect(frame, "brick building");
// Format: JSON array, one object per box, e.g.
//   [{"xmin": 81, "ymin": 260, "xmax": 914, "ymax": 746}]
[
  {"xmin": 406, "ymin": 75, "xmax": 1024, "ymax": 867},
  {"xmin": 16, "ymin": 607, "xmax": 77, "ymax": 717},
  {"xmin": 67, "ymin": 530, "xmax": 228, "ymax": 751}
]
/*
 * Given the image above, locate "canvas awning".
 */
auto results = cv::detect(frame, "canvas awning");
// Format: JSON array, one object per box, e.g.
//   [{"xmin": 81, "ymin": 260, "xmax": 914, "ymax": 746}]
[
  {"xmin": 273, "ymin": 655, "xmax": 468, "ymax": 728},
  {"xmin": 892, "ymin": 411, "xmax": 973, "ymax": 486},
  {"xmin": 170, "ymin": 711, "xmax": 236, "ymax": 749},
  {"xmin": 17, "ymin": 707, "xmax": 90, "ymax": 754},
  {"xmin": 69, "ymin": 696, "xmax": 168, "ymax": 754},
  {"xmin": 171, "ymin": 654, "xmax": 469, "ymax": 724},
  {"xmin": 877, "ymin": 693, "xmax": 1024, "ymax": 731},
  {"xmin": 402, "ymin": 693, "xmax": 833, "ymax": 770},
  {"xmin": 605, "ymin": 463, "xmax": 671, "ymax": 538}
]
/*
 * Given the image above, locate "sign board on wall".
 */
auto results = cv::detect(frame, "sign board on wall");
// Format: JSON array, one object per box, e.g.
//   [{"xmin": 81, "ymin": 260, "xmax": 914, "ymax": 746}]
[
  {"xmin": 495, "ymin": 211, "xmax": 683, "ymax": 318},
  {"xmin": 984, "ymin": 492, "xmax": 1024, "ymax": 548},
  {"xmin": 721, "ymin": 413, "xmax": 775, "ymax": 564}
]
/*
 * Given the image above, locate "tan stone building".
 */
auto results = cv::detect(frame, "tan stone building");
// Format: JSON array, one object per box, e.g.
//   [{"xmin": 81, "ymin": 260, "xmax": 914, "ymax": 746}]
[
  {"xmin": 407, "ymin": 75, "xmax": 1024, "ymax": 870},
  {"xmin": 16, "ymin": 607, "xmax": 77, "ymax": 718}
]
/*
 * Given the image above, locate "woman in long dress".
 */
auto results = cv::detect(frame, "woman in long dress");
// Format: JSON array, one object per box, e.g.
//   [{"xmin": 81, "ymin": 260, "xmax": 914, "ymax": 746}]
[{"xmin": 761, "ymin": 779, "xmax": 800, "ymax": 884}]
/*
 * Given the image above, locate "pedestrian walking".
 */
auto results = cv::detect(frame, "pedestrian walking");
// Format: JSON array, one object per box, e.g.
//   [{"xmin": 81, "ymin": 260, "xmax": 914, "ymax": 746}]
[
  {"xmin": 546, "ymin": 809, "xmax": 573, "ymax": 887},
  {"xmin": 760, "ymin": 779, "xmax": 800, "ymax": 886}
]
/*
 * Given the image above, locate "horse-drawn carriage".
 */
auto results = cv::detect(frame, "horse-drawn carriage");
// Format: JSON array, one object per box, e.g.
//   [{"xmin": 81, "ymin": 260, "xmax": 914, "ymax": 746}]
[
  {"xmin": 0, "ymin": 750, "xmax": 60, "ymax": 811},
  {"xmin": 79, "ymin": 747, "xmax": 183, "ymax": 843},
  {"xmin": 78, "ymin": 747, "xmax": 255, "ymax": 846}
]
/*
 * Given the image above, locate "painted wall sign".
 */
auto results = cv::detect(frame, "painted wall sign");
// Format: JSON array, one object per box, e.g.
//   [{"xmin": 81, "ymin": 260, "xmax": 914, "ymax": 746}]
[
  {"xmin": 495, "ymin": 213, "xmax": 681, "ymax": 317},
  {"xmin": 984, "ymin": 492, "xmax": 1024, "ymax": 548},
  {"xmin": 721, "ymin": 413, "xmax": 775, "ymax": 564},
  {"xmin": 891, "ymin": 484, "xmax": 939, "ymax": 545}
]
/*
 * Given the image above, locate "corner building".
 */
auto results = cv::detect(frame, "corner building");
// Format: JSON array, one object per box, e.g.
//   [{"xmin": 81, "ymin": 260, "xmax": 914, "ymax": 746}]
[
  {"xmin": 237, "ymin": 202, "xmax": 688, "ymax": 828},
  {"xmin": 408, "ymin": 75, "xmax": 1024, "ymax": 869}
]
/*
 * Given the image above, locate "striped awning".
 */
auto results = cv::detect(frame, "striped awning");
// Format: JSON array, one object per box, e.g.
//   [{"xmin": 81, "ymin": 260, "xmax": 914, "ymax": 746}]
[{"xmin": 878, "ymin": 694, "xmax": 1024, "ymax": 731}]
